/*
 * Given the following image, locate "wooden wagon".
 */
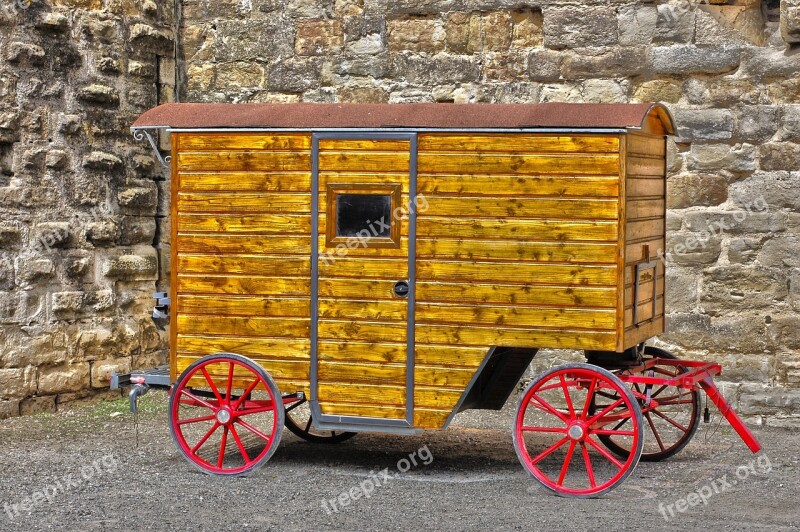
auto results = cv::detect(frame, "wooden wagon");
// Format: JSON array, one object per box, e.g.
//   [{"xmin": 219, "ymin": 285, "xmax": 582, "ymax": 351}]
[{"xmin": 118, "ymin": 102, "xmax": 761, "ymax": 497}]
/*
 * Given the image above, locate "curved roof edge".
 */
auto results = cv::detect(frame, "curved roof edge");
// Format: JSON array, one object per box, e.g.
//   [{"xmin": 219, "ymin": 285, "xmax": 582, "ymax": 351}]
[{"xmin": 132, "ymin": 102, "xmax": 676, "ymax": 134}]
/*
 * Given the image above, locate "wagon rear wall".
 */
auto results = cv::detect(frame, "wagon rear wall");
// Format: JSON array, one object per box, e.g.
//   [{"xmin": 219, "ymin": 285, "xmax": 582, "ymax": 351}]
[{"xmin": 165, "ymin": 106, "xmax": 670, "ymax": 431}]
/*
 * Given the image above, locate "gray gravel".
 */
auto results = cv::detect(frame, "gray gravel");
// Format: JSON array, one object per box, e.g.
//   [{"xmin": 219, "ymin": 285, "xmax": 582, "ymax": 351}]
[{"xmin": 0, "ymin": 392, "xmax": 797, "ymax": 531}]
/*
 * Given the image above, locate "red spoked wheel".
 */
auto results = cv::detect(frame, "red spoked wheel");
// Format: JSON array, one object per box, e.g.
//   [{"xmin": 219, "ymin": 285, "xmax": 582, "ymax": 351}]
[
  {"xmin": 596, "ymin": 346, "xmax": 701, "ymax": 462},
  {"xmin": 513, "ymin": 363, "xmax": 644, "ymax": 498},
  {"xmin": 168, "ymin": 353, "xmax": 284, "ymax": 476}
]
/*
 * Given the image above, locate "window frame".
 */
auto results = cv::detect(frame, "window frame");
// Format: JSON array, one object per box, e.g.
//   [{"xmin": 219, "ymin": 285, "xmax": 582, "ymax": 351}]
[{"xmin": 325, "ymin": 183, "xmax": 402, "ymax": 249}]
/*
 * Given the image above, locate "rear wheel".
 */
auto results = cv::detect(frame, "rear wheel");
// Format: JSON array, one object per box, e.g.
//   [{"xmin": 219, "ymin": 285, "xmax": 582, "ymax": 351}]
[
  {"xmin": 513, "ymin": 363, "xmax": 644, "ymax": 498},
  {"xmin": 596, "ymin": 346, "xmax": 701, "ymax": 462},
  {"xmin": 168, "ymin": 353, "xmax": 284, "ymax": 476}
]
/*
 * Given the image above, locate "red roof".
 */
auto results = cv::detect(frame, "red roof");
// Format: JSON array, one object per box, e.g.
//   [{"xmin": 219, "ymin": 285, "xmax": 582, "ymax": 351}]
[{"xmin": 132, "ymin": 102, "xmax": 675, "ymax": 133}]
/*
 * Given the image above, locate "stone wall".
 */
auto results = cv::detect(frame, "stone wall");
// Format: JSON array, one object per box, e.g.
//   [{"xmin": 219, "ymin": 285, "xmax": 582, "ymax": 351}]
[
  {"xmin": 180, "ymin": 0, "xmax": 800, "ymax": 424},
  {"xmin": 0, "ymin": 0, "xmax": 174, "ymax": 418},
  {"xmin": 1, "ymin": 0, "xmax": 799, "ymax": 424}
]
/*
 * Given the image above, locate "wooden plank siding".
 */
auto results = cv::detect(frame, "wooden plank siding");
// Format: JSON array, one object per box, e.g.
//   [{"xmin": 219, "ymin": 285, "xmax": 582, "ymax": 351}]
[
  {"xmin": 622, "ymin": 127, "xmax": 667, "ymax": 349},
  {"xmin": 172, "ymin": 132, "xmax": 314, "ymax": 397}
]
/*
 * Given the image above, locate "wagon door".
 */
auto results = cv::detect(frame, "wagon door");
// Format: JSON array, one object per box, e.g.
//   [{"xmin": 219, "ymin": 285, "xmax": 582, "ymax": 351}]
[{"xmin": 310, "ymin": 133, "xmax": 417, "ymax": 430}]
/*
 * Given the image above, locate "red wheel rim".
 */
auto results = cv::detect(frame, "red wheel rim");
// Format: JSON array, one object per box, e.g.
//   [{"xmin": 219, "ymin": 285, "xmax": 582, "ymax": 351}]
[
  {"xmin": 514, "ymin": 366, "xmax": 643, "ymax": 497},
  {"xmin": 170, "ymin": 356, "xmax": 281, "ymax": 475}
]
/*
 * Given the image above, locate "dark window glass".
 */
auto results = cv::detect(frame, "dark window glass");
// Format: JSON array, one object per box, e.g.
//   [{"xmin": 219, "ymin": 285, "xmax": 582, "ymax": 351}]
[{"xmin": 336, "ymin": 194, "xmax": 392, "ymax": 238}]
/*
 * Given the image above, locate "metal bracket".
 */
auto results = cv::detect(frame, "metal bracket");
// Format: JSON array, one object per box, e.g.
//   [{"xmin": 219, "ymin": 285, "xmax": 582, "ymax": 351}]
[
  {"xmin": 132, "ymin": 127, "xmax": 171, "ymax": 169},
  {"xmin": 152, "ymin": 291, "xmax": 170, "ymax": 320}
]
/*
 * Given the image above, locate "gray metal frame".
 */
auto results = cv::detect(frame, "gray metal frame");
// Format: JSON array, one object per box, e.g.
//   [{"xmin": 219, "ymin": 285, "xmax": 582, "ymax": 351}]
[{"xmin": 310, "ymin": 132, "xmax": 417, "ymax": 431}]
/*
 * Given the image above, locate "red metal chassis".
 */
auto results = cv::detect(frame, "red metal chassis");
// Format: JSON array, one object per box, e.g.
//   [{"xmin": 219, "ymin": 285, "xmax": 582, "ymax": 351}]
[{"xmin": 613, "ymin": 358, "xmax": 761, "ymax": 453}]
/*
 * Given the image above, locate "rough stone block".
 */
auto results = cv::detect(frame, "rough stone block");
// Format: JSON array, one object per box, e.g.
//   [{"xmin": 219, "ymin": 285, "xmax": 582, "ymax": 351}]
[
  {"xmin": 791, "ymin": 269, "xmax": 800, "ymax": 311},
  {"xmin": 665, "ymin": 266, "xmax": 697, "ymax": 312},
  {"xmin": 728, "ymin": 237, "xmax": 763, "ymax": 264},
  {"xmin": 77, "ymin": 84, "xmax": 120, "ymax": 106},
  {"xmin": 36, "ymin": 12, "xmax": 70, "ymax": 33},
  {"xmin": 32, "ymin": 222, "xmax": 71, "ymax": 250},
  {"xmin": 654, "ymin": 4, "xmax": 696, "ymax": 43},
  {"xmin": 511, "ymin": 8, "xmax": 543, "ymax": 49},
  {"xmin": 38, "ymin": 363, "xmax": 90, "ymax": 395},
  {"xmin": 757, "ymin": 236, "xmax": 800, "ymax": 269},
  {"xmin": 296, "ymin": 19, "xmax": 344, "ymax": 56},
  {"xmin": 82, "ymin": 151, "xmax": 123, "ymax": 172},
  {"xmin": 633, "ymin": 79, "xmax": 682, "ymax": 104},
  {"xmin": 20, "ymin": 395, "xmax": 56, "ymax": 416},
  {"xmin": 0, "ymin": 399, "xmax": 20, "ymax": 419},
  {"xmin": 650, "ymin": 45, "xmax": 740, "ymax": 75},
  {"xmin": 687, "ymin": 143, "xmax": 756, "ymax": 173},
  {"xmin": 0, "ymin": 367, "xmax": 36, "ymax": 399},
  {"xmin": 216, "ymin": 18, "xmax": 293, "ymax": 62},
  {"xmin": 86, "ymin": 221, "xmax": 119, "ymax": 247},
  {"xmin": 734, "ymin": 105, "xmax": 781, "ymax": 142},
  {"xmin": 561, "ymin": 47, "xmax": 647, "ymax": 80},
  {"xmin": 618, "ymin": 5, "xmax": 657, "ymax": 45},
  {"xmin": 543, "ymin": 6, "xmax": 618, "ymax": 49},
  {"xmin": 389, "ymin": 54, "xmax": 479, "ymax": 85},
  {"xmin": 118, "ymin": 216, "xmax": 156, "ymax": 245},
  {"xmin": 130, "ymin": 23, "xmax": 174, "ymax": 55},
  {"xmin": 673, "ymin": 108, "xmax": 734, "ymax": 141},
  {"xmin": 667, "ymin": 173, "xmax": 728, "ymax": 208},
  {"xmin": 683, "ymin": 210, "xmax": 783, "ymax": 235},
  {"xmin": 91, "ymin": 358, "xmax": 131, "ymax": 388},
  {"xmin": 52, "ymin": 291, "xmax": 85, "ymax": 314},
  {"xmin": 728, "ymin": 172, "xmax": 800, "ymax": 211},
  {"xmin": 268, "ymin": 58, "xmax": 322, "ymax": 93},
  {"xmin": 103, "ymin": 251, "xmax": 158, "ymax": 280},
  {"xmin": 387, "ymin": 17, "xmax": 443, "ymax": 53},
  {"xmin": 664, "ymin": 232, "xmax": 722, "ymax": 266},
  {"xmin": 759, "ymin": 142, "xmax": 800, "ymax": 172},
  {"xmin": 339, "ymin": 85, "xmax": 389, "ymax": 103},
  {"xmin": 527, "ymin": 49, "xmax": 562, "ymax": 82},
  {"xmin": 781, "ymin": 0, "xmax": 800, "ymax": 43},
  {"xmin": 6, "ymin": 42, "xmax": 46, "ymax": 65},
  {"xmin": 0, "ymin": 223, "xmax": 22, "ymax": 248},
  {"xmin": 14, "ymin": 257, "xmax": 55, "ymax": 287},
  {"xmin": 701, "ymin": 265, "xmax": 788, "ymax": 313},
  {"xmin": 781, "ymin": 104, "xmax": 800, "ymax": 141}
]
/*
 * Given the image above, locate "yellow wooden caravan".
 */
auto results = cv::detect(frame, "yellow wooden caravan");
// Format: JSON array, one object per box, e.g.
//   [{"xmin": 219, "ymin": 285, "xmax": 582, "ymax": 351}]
[{"xmin": 124, "ymin": 103, "xmax": 762, "ymax": 496}]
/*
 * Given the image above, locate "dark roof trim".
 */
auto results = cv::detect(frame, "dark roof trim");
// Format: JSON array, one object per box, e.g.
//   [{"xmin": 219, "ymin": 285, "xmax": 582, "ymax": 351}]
[{"xmin": 132, "ymin": 102, "xmax": 676, "ymax": 135}]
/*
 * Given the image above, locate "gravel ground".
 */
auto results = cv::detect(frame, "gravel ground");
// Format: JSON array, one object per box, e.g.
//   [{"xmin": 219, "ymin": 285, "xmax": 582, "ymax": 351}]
[{"xmin": 0, "ymin": 391, "xmax": 797, "ymax": 532}]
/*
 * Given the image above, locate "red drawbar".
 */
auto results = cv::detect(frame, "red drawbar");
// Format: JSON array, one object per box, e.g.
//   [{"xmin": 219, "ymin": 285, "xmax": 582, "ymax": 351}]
[{"xmin": 618, "ymin": 358, "xmax": 762, "ymax": 454}]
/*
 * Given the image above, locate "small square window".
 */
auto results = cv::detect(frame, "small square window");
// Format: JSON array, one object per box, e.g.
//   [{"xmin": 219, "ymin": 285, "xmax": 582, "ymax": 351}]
[{"xmin": 326, "ymin": 184, "xmax": 401, "ymax": 248}]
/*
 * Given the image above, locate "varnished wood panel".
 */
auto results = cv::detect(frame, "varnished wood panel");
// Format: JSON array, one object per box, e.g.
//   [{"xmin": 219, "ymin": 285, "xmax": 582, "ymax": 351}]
[
  {"xmin": 179, "ymin": 133, "xmax": 311, "ymax": 151},
  {"xmin": 319, "ymin": 257, "xmax": 409, "ymax": 279},
  {"xmin": 178, "ymin": 151, "xmax": 312, "ymax": 172},
  {"xmin": 178, "ymin": 192, "xmax": 311, "ymax": 213},
  {"xmin": 320, "ymin": 403, "xmax": 406, "ymax": 419},
  {"xmin": 178, "ymin": 234, "xmax": 311, "ymax": 255},
  {"xmin": 417, "ymin": 218, "xmax": 619, "ymax": 242},
  {"xmin": 178, "ymin": 315, "xmax": 310, "ymax": 338},
  {"xmin": 416, "ymin": 324, "xmax": 617, "ymax": 351},
  {"xmin": 318, "ymin": 341, "xmax": 406, "ymax": 364},
  {"xmin": 177, "ymin": 275, "xmax": 310, "ymax": 296},
  {"xmin": 319, "ymin": 139, "xmax": 410, "ymax": 151},
  {"xmin": 416, "ymin": 303, "xmax": 616, "ymax": 329},
  {"xmin": 319, "ymin": 299, "xmax": 407, "ymax": 321},
  {"xmin": 177, "ymin": 335, "xmax": 310, "ymax": 359},
  {"xmin": 178, "ymin": 295, "xmax": 310, "ymax": 317},
  {"xmin": 177, "ymin": 254, "xmax": 310, "ymax": 276},
  {"xmin": 423, "ymin": 197, "xmax": 619, "ymax": 220},
  {"xmin": 626, "ymin": 199, "xmax": 665, "ymax": 221},
  {"xmin": 419, "ymin": 154, "xmax": 619, "ymax": 176},
  {"xmin": 418, "ymin": 134, "xmax": 620, "ymax": 153},
  {"xmin": 418, "ymin": 174, "xmax": 619, "ymax": 197},
  {"xmin": 626, "ymin": 178, "xmax": 663, "ymax": 199},
  {"xmin": 319, "ymin": 361, "xmax": 406, "ymax": 386},
  {"xmin": 178, "ymin": 213, "xmax": 311, "ymax": 233},
  {"xmin": 417, "ymin": 239, "xmax": 617, "ymax": 264},
  {"xmin": 180, "ymin": 172, "xmax": 312, "ymax": 192},
  {"xmin": 627, "ymin": 155, "xmax": 666, "ymax": 178},
  {"xmin": 417, "ymin": 261, "xmax": 617, "ymax": 286},
  {"xmin": 414, "ymin": 408, "xmax": 451, "ymax": 429},
  {"xmin": 318, "ymin": 151, "xmax": 410, "ymax": 172}
]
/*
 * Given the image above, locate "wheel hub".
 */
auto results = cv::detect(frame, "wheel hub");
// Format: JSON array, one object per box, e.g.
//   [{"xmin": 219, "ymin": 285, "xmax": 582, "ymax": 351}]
[
  {"xmin": 216, "ymin": 407, "xmax": 232, "ymax": 425},
  {"xmin": 567, "ymin": 423, "xmax": 586, "ymax": 441}
]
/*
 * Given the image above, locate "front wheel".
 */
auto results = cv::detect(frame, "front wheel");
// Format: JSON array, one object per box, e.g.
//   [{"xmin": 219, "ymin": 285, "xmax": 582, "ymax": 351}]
[
  {"xmin": 513, "ymin": 363, "xmax": 644, "ymax": 498},
  {"xmin": 168, "ymin": 353, "xmax": 284, "ymax": 476}
]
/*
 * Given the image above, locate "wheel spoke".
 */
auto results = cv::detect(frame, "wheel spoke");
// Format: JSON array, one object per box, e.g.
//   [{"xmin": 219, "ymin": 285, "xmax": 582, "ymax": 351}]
[
  {"xmin": 231, "ymin": 378, "xmax": 262, "ymax": 411},
  {"xmin": 217, "ymin": 426, "xmax": 229, "ymax": 468},
  {"xmin": 177, "ymin": 414, "xmax": 216, "ymax": 426},
  {"xmin": 235, "ymin": 418, "xmax": 272, "ymax": 443},
  {"xmin": 529, "ymin": 394, "xmax": 569, "ymax": 424},
  {"xmin": 201, "ymin": 367, "xmax": 223, "ymax": 403},
  {"xmin": 557, "ymin": 441, "xmax": 577, "ymax": 486},
  {"xmin": 530, "ymin": 436, "xmax": 570, "ymax": 466},
  {"xmin": 191, "ymin": 422, "xmax": 221, "ymax": 455},
  {"xmin": 229, "ymin": 424, "xmax": 251, "ymax": 464},
  {"xmin": 226, "ymin": 362, "xmax": 234, "ymax": 399},
  {"xmin": 581, "ymin": 443, "xmax": 596, "ymax": 489},
  {"xmin": 585, "ymin": 397, "xmax": 625, "ymax": 426},
  {"xmin": 580, "ymin": 377, "xmax": 598, "ymax": 419},
  {"xmin": 521, "ymin": 426, "xmax": 568, "ymax": 433},
  {"xmin": 585, "ymin": 436, "xmax": 624, "ymax": 469},
  {"xmin": 651, "ymin": 408, "xmax": 689, "ymax": 432},
  {"xmin": 235, "ymin": 405, "xmax": 276, "ymax": 417},
  {"xmin": 559, "ymin": 375, "xmax": 576, "ymax": 417},
  {"xmin": 304, "ymin": 416, "xmax": 313, "ymax": 433},
  {"xmin": 645, "ymin": 412, "xmax": 666, "ymax": 451},
  {"xmin": 181, "ymin": 389, "xmax": 217, "ymax": 411}
]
